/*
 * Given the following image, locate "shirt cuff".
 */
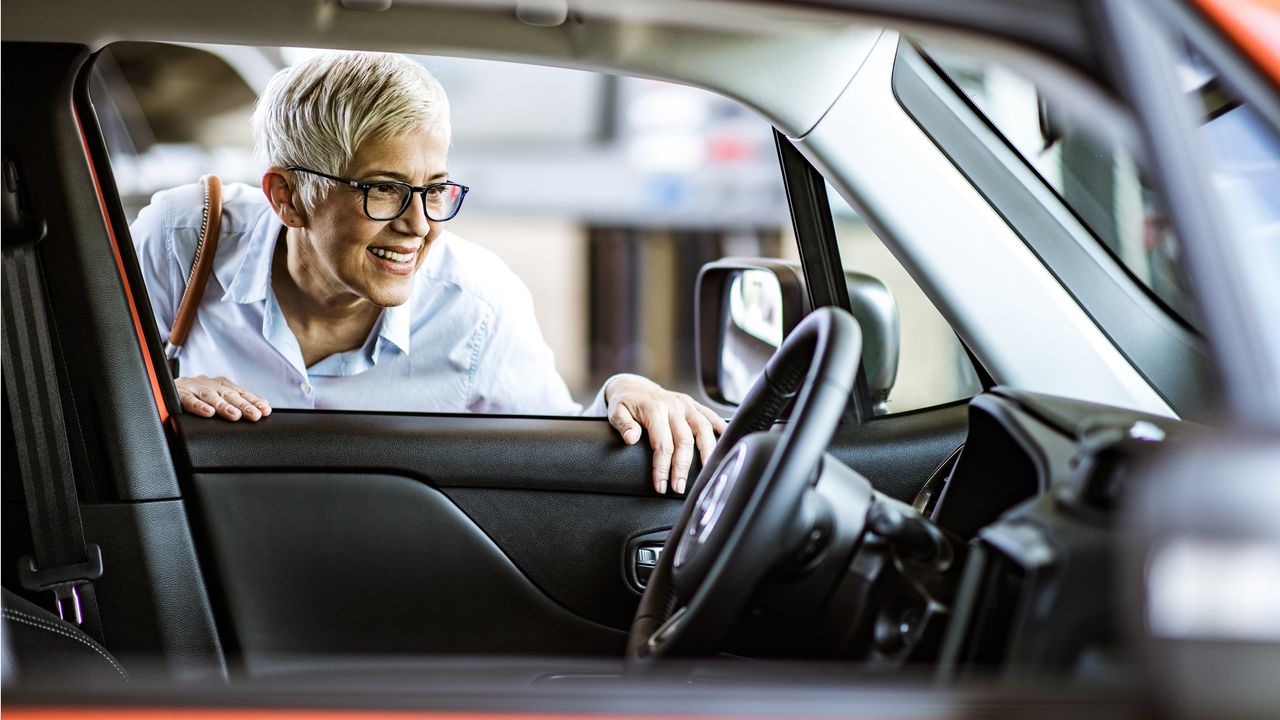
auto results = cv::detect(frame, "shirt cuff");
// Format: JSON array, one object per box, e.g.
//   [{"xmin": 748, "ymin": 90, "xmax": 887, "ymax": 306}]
[{"xmin": 581, "ymin": 372, "xmax": 646, "ymax": 417}]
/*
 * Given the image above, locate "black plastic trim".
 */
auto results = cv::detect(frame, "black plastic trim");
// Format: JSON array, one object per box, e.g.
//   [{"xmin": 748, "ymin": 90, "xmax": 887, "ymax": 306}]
[
  {"xmin": 2, "ymin": 42, "xmax": 180, "ymax": 501},
  {"xmin": 76, "ymin": 49, "xmax": 184, "ymax": 431},
  {"xmin": 891, "ymin": 43, "xmax": 1214, "ymax": 421},
  {"xmin": 774, "ymin": 129, "xmax": 872, "ymax": 421}
]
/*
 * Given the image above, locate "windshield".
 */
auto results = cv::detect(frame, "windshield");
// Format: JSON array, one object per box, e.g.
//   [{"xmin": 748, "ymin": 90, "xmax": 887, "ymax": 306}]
[{"xmin": 929, "ymin": 51, "xmax": 1199, "ymax": 328}]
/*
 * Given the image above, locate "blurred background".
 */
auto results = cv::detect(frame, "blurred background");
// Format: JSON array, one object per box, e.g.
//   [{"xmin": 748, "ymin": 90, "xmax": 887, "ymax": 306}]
[{"xmin": 92, "ymin": 42, "xmax": 980, "ymax": 413}]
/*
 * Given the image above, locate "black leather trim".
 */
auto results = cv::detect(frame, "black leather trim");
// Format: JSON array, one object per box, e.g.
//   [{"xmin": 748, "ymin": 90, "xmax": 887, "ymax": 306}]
[
  {"xmin": 2, "ymin": 588, "xmax": 128, "ymax": 684},
  {"xmin": 183, "ymin": 412, "xmax": 657, "ymax": 496},
  {"xmin": 2, "ymin": 501, "xmax": 227, "ymax": 681},
  {"xmin": 78, "ymin": 502, "xmax": 227, "ymax": 680},
  {"xmin": 443, "ymin": 488, "xmax": 684, "ymax": 630},
  {"xmin": 180, "ymin": 404, "xmax": 966, "ymax": 502},
  {"xmin": 191, "ymin": 473, "xmax": 626, "ymax": 672}
]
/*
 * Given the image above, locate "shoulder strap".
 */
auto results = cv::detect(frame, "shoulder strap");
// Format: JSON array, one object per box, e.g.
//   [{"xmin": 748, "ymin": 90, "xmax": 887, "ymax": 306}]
[
  {"xmin": 164, "ymin": 174, "xmax": 223, "ymax": 376},
  {"xmin": 1, "ymin": 153, "xmax": 106, "ymax": 643}
]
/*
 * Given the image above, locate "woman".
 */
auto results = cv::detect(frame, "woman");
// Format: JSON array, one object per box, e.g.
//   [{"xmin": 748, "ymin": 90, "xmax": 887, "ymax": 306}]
[{"xmin": 131, "ymin": 51, "xmax": 725, "ymax": 495}]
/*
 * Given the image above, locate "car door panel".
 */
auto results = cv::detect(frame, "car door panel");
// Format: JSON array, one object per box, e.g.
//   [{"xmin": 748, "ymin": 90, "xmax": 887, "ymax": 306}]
[
  {"xmin": 179, "ymin": 403, "xmax": 965, "ymax": 660},
  {"xmin": 191, "ymin": 472, "xmax": 627, "ymax": 672}
]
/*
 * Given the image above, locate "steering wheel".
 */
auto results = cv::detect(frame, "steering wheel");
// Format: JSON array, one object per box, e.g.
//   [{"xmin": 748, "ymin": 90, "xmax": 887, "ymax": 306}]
[{"xmin": 627, "ymin": 306, "xmax": 862, "ymax": 666}]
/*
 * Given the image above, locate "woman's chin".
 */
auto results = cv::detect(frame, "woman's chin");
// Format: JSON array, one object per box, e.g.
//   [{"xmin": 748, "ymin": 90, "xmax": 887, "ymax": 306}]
[{"xmin": 361, "ymin": 284, "xmax": 413, "ymax": 309}]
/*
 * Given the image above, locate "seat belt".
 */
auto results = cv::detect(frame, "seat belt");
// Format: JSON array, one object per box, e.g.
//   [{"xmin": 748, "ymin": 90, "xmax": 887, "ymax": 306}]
[{"xmin": 1, "ymin": 153, "xmax": 106, "ymax": 643}]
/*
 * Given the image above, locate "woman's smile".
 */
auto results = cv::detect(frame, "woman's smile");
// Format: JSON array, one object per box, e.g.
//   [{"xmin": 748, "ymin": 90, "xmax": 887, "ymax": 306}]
[{"xmin": 367, "ymin": 244, "xmax": 420, "ymax": 275}]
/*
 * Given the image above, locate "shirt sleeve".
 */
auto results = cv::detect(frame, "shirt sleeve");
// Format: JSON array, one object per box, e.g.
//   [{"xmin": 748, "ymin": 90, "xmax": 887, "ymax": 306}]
[
  {"xmin": 129, "ymin": 189, "xmax": 181, "ymax": 341},
  {"xmin": 467, "ymin": 271, "xmax": 587, "ymax": 416},
  {"xmin": 579, "ymin": 373, "xmax": 647, "ymax": 417}
]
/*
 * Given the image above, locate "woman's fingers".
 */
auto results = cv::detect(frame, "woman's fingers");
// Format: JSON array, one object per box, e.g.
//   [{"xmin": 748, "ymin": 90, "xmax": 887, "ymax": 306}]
[
  {"xmin": 646, "ymin": 406, "xmax": 675, "ymax": 495},
  {"xmin": 695, "ymin": 403, "xmax": 728, "ymax": 435},
  {"xmin": 608, "ymin": 401, "xmax": 643, "ymax": 446},
  {"xmin": 219, "ymin": 389, "xmax": 262, "ymax": 421},
  {"xmin": 175, "ymin": 375, "xmax": 270, "ymax": 422},
  {"xmin": 669, "ymin": 409, "xmax": 696, "ymax": 495},
  {"xmin": 605, "ymin": 376, "xmax": 729, "ymax": 496},
  {"xmin": 176, "ymin": 387, "xmax": 216, "ymax": 417},
  {"xmin": 195, "ymin": 385, "xmax": 241, "ymax": 420},
  {"xmin": 687, "ymin": 402, "xmax": 719, "ymax": 469},
  {"xmin": 236, "ymin": 387, "xmax": 273, "ymax": 415}
]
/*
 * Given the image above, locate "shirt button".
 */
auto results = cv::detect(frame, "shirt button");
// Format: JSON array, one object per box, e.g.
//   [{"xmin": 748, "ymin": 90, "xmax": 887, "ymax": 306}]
[{"xmin": 301, "ymin": 382, "xmax": 313, "ymax": 395}]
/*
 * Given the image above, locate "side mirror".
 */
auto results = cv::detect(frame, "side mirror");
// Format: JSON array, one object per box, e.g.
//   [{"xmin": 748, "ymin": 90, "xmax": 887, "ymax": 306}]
[
  {"xmin": 696, "ymin": 259, "xmax": 808, "ymax": 406},
  {"xmin": 696, "ymin": 259, "xmax": 900, "ymax": 413}
]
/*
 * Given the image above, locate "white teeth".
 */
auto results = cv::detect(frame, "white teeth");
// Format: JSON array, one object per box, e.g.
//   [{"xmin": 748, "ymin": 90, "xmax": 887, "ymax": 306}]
[{"xmin": 370, "ymin": 247, "xmax": 415, "ymax": 263}]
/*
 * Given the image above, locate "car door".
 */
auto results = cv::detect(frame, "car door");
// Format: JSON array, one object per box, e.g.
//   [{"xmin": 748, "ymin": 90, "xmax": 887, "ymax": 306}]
[{"xmin": 1, "ymin": 38, "xmax": 971, "ymax": 679}]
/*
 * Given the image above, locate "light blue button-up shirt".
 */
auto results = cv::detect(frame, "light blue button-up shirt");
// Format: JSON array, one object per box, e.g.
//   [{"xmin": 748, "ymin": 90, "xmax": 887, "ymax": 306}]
[{"xmin": 131, "ymin": 182, "xmax": 605, "ymax": 415}]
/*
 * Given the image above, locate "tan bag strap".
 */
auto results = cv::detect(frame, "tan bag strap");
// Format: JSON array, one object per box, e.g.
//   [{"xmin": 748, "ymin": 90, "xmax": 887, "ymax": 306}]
[{"xmin": 165, "ymin": 174, "xmax": 223, "ymax": 374}]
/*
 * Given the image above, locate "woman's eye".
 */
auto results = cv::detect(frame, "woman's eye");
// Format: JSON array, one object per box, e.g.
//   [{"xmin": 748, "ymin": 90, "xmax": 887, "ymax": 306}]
[{"xmin": 370, "ymin": 184, "xmax": 401, "ymax": 196}]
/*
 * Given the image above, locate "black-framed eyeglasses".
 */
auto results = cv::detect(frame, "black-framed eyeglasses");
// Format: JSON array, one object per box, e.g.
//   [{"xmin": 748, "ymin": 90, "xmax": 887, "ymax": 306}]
[{"xmin": 287, "ymin": 166, "xmax": 470, "ymax": 222}]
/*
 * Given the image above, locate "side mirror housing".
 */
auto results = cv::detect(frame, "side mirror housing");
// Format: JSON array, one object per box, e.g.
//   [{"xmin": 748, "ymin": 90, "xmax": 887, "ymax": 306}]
[
  {"xmin": 844, "ymin": 271, "xmax": 900, "ymax": 413},
  {"xmin": 696, "ymin": 259, "xmax": 809, "ymax": 406},
  {"xmin": 696, "ymin": 259, "xmax": 900, "ymax": 413}
]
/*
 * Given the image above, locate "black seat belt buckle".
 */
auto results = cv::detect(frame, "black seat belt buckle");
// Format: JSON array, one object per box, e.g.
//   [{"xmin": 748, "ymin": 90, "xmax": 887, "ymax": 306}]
[{"xmin": 17, "ymin": 544, "xmax": 104, "ymax": 625}]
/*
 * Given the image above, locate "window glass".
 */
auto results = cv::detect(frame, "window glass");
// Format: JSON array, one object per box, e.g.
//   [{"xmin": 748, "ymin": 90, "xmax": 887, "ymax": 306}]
[
  {"xmin": 928, "ymin": 51, "xmax": 1197, "ymax": 326},
  {"xmin": 827, "ymin": 187, "xmax": 983, "ymax": 415},
  {"xmin": 92, "ymin": 42, "xmax": 793, "ymax": 413}
]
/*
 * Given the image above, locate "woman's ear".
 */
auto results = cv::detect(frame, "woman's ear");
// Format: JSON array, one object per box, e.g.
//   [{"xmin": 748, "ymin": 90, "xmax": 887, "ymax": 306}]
[{"xmin": 262, "ymin": 167, "xmax": 306, "ymax": 227}]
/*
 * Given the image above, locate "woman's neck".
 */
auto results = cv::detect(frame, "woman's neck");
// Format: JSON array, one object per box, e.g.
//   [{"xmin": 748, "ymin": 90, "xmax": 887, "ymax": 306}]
[{"xmin": 272, "ymin": 228, "xmax": 382, "ymax": 367}]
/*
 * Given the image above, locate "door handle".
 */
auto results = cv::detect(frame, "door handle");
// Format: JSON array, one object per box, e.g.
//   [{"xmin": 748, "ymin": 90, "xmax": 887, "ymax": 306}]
[{"xmin": 625, "ymin": 530, "xmax": 669, "ymax": 591}]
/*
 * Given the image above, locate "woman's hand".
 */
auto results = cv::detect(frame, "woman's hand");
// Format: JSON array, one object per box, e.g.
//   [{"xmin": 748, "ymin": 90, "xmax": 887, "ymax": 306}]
[
  {"xmin": 176, "ymin": 375, "xmax": 273, "ymax": 421},
  {"xmin": 605, "ymin": 375, "xmax": 728, "ymax": 496}
]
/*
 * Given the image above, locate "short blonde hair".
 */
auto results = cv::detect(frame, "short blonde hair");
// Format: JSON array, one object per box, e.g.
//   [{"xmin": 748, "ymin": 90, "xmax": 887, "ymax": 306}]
[{"xmin": 252, "ymin": 51, "xmax": 451, "ymax": 213}]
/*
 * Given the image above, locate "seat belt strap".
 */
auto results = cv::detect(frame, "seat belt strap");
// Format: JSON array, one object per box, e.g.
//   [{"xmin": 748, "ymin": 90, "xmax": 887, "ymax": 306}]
[{"xmin": 2, "ymin": 155, "xmax": 105, "ymax": 643}]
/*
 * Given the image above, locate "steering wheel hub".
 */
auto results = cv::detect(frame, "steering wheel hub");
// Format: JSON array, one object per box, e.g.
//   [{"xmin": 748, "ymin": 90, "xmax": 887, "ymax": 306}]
[{"xmin": 674, "ymin": 443, "xmax": 747, "ymax": 569}]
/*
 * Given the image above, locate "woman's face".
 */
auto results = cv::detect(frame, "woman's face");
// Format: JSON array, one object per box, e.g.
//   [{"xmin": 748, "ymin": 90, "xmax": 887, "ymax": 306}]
[{"xmin": 293, "ymin": 128, "xmax": 449, "ymax": 309}]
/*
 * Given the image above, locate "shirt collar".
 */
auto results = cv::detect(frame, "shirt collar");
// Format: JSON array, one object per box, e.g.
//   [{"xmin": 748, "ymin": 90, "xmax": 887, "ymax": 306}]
[{"xmin": 377, "ymin": 300, "xmax": 412, "ymax": 355}]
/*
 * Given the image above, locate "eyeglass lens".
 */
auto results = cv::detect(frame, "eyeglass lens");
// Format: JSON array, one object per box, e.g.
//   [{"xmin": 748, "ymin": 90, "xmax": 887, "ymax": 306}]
[{"xmin": 366, "ymin": 182, "xmax": 464, "ymax": 221}]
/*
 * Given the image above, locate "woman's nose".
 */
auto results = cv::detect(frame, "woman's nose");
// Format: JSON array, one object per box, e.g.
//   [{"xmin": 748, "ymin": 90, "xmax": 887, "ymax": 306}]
[{"xmin": 395, "ymin": 191, "xmax": 432, "ymax": 237}]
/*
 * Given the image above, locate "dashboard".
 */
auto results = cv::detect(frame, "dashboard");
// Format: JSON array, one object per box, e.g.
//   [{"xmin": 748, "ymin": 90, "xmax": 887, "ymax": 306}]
[{"xmin": 725, "ymin": 388, "xmax": 1196, "ymax": 677}]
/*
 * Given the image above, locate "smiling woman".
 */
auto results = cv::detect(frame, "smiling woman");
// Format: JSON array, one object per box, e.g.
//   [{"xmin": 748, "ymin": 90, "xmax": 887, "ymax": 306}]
[{"xmin": 128, "ymin": 49, "xmax": 726, "ymax": 494}]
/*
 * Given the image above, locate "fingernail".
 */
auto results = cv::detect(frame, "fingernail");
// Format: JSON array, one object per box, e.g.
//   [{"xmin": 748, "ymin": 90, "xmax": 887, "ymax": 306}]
[
  {"xmin": 658, "ymin": 480, "xmax": 667, "ymax": 495},
  {"xmin": 675, "ymin": 477, "xmax": 686, "ymax": 494},
  {"xmin": 228, "ymin": 408, "xmax": 240, "ymax": 419}
]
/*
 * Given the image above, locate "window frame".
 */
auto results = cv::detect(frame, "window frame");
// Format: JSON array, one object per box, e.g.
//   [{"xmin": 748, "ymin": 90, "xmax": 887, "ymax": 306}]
[{"xmin": 890, "ymin": 41, "xmax": 1215, "ymax": 421}]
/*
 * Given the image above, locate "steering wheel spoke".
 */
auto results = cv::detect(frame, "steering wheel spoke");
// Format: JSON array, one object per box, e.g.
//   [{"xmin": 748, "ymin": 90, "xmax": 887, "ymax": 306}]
[{"xmin": 646, "ymin": 605, "xmax": 689, "ymax": 654}]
